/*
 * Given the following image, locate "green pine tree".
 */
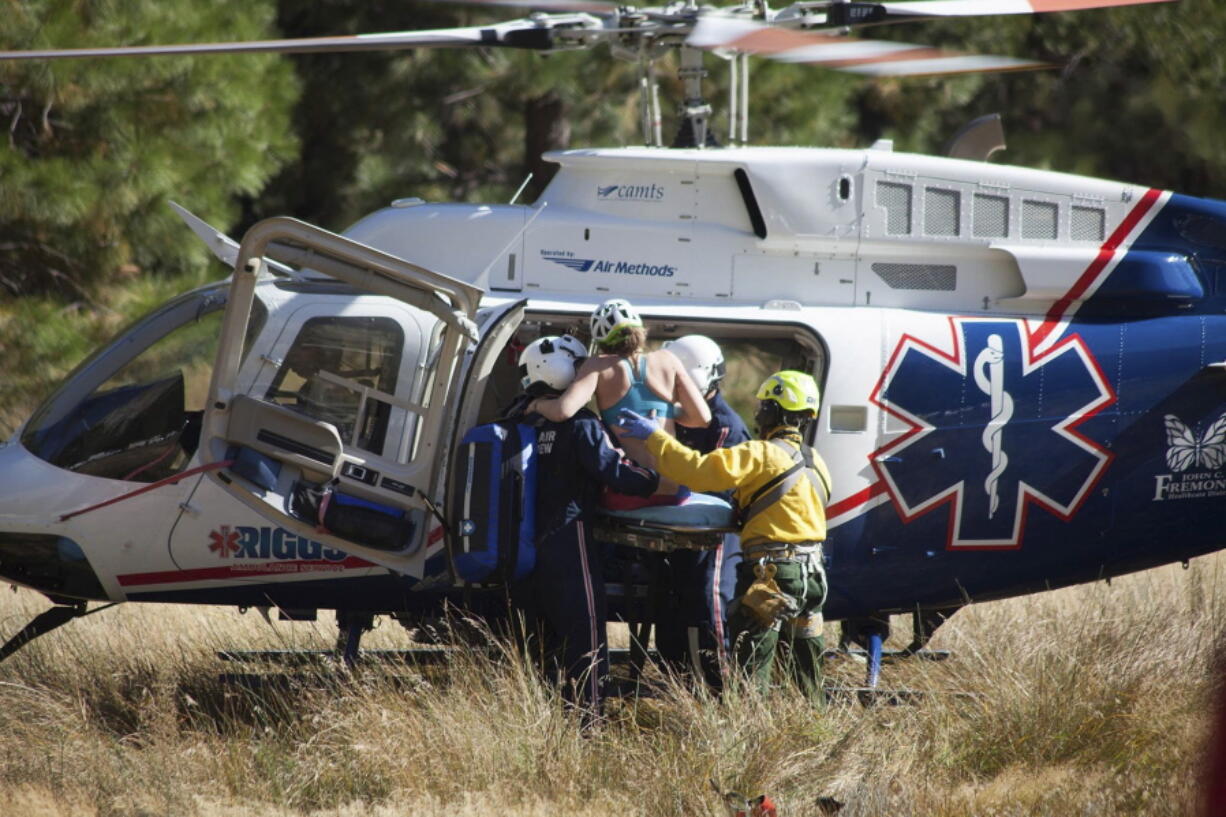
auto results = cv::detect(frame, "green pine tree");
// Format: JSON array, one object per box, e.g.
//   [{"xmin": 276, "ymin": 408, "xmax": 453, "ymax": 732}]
[{"xmin": 0, "ymin": 0, "xmax": 299, "ymax": 296}]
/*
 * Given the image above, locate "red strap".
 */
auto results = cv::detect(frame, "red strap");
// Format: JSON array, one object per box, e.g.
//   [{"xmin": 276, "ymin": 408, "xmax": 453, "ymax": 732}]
[
  {"xmin": 316, "ymin": 489, "xmax": 333, "ymax": 535},
  {"xmin": 59, "ymin": 459, "xmax": 234, "ymax": 522}
]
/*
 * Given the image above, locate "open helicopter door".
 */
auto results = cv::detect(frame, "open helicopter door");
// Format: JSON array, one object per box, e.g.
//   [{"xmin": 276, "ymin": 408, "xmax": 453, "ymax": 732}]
[{"xmin": 177, "ymin": 217, "xmax": 483, "ymax": 578}]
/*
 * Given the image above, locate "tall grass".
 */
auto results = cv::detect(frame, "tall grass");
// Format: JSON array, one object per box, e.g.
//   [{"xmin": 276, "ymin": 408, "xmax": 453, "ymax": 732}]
[
  {"xmin": 0, "ymin": 279, "xmax": 1218, "ymax": 814},
  {"xmin": 0, "ymin": 554, "xmax": 1219, "ymax": 816}
]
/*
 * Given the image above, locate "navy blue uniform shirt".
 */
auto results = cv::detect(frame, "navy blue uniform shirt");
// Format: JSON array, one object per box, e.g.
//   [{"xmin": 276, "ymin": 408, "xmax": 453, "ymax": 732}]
[
  {"xmin": 675, "ymin": 389, "xmax": 752, "ymax": 453},
  {"xmin": 529, "ymin": 407, "xmax": 659, "ymax": 539}
]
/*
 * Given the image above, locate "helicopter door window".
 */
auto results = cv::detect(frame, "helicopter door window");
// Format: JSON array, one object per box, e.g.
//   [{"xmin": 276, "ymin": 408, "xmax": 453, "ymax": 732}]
[
  {"xmin": 20, "ymin": 288, "xmax": 267, "ymax": 483},
  {"xmin": 264, "ymin": 316, "xmax": 404, "ymax": 456}
]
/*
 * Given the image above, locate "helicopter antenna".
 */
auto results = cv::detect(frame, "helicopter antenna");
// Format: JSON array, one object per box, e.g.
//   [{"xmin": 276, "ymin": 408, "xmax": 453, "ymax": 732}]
[{"xmin": 510, "ymin": 172, "xmax": 534, "ymax": 204}]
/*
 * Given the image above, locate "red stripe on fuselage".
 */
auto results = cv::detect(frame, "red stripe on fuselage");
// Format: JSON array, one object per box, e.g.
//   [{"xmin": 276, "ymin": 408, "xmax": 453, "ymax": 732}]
[
  {"xmin": 117, "ymin": 556, "xmax": 376, "ymax": 587},
  {"xmin": 826, "ymin": 481, "xmax": 889, "ymax": 520},
  {"xmin": 1031, "ymin": 188, "xmax": 1162, "ymax": 349}
]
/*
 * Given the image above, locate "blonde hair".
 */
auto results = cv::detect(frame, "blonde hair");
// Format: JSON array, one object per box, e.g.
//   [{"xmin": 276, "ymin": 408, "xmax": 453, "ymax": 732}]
[{"xmin": 598, "ymin": 325, "xmax": 647, "ymax": 357}]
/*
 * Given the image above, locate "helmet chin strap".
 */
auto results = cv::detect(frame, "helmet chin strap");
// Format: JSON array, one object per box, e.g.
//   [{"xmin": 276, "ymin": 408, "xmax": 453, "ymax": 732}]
[
  {"xmin": 753, "ymin": 400, "xmax": 782, "ymax": 438},
  {"xmin": 753, "ymin": 400, "xmax": 814, "ymax": 438}
]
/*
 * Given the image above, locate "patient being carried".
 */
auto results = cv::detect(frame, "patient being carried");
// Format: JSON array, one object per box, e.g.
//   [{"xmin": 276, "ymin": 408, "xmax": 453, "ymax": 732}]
[{"xmin": 529, "ymin": 299, "xmax": 711, "ymax": 511}]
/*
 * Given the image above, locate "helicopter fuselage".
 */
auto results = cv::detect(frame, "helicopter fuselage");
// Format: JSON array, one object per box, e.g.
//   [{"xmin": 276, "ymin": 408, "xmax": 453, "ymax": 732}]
[{"xmin": 2, "ymin": 143, "xmax": 1224, "ymax": 628}]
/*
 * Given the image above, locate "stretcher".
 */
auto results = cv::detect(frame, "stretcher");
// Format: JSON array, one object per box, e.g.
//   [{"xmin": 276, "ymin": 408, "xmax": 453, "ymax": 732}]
[{"xmin": 593, "ymin": 492, "xmax": 737, "ymax": 551}]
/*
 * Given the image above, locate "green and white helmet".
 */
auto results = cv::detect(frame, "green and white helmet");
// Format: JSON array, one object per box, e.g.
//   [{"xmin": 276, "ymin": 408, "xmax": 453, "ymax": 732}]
[
  {"xmin": 589, "ymin": 298, "xmax": 642, "ymax": 348},
  {"xmin": 755, "ymin": 370, "xmax": 820, "ymax": 415}
]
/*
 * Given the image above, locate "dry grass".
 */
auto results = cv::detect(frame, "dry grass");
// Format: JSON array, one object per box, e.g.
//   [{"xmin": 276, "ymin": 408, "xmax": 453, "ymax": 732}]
[{"xmin": 0, "ymin": 554, "xmax": 1220, "ymax": 817}]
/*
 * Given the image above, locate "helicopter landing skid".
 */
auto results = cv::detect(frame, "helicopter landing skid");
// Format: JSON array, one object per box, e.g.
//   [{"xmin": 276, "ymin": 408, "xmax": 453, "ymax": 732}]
[
  {"xmin": 0, "ymin": 600, "xmax": 116, "ymax": 663},
  {"xmin": 215, "ymin": 645, "xmax": 654, "ymax": 668},
  {"xmin": 838, "ymin": 607, "xmax": 961, "ymax": 689},
  {"xmin": 825, "ymin": 684, "xmax": 976, "ymax": 707}
]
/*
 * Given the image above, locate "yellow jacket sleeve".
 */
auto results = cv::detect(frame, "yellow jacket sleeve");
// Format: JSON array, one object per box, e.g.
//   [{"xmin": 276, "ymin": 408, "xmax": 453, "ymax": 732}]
[
  {"xmin": 646, "ymin": 431, "xmax": 829, "ymax": 546},
  {"xmin": 644, "ymin": 430, "xmax": 766, "ymax": 493}
]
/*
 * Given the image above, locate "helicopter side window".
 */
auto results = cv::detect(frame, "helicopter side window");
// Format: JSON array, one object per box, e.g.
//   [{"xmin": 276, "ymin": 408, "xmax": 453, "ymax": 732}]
[
  {"xmin": 264, "ymin": 317, "xmax": 404, "ymax": 456},
  {"xmin": 20, "ymin": 287, "xmax": 267, "ymax": 483}
]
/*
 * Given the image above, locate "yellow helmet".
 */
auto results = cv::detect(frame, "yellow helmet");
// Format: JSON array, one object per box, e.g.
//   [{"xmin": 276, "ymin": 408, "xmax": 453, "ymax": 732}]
[{"xmin": 755, "ymin": 370, "xmax": 820, "ymax": 415}]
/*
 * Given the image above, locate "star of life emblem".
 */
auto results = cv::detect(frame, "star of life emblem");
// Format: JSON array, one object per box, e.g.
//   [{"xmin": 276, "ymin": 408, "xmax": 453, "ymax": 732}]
[
  {"xmin": 870, "ymin": 318, "xmax": 1115, "ymax": 549},
  {"xmin": 208, "ymin": 525, "xmax": 241, "ymax": 558}
]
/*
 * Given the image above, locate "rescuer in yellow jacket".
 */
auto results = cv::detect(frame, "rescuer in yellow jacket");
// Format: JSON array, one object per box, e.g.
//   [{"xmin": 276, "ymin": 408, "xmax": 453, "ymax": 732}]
[{"xmin": 615, "ymin": 370, "xmax": 832, "ymax": 697}]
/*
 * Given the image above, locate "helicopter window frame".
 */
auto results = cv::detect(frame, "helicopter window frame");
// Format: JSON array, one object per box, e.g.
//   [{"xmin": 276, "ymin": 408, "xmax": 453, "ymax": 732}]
[
  {"xmin": 924, "ymin": 186, "xmax": 962, "ymax": 237},
  {"xmin": 973, "ymin": 193, "xmax": 1010, "ymax": 238},
  {"xmin": 1022, "ymin": 198, "xmax": 1060, "ymax": 240},
  {"xmin": 877, "ymin": 181, "xmax": 914, "ymax": 236},
  {"xmin": 1071, "ymin": 205, "xmax": 1106, "ymax": 242},
  {"xmin": 262, "ymin": 315, "xmax": 406, "ymax": 459},
  {"xmin": 20, "ymin": 284, "xmax": 267, "ymax": 482},
  {"xmin": 399, "ymin": 318, "xmax": 449, "ymax": 464}
]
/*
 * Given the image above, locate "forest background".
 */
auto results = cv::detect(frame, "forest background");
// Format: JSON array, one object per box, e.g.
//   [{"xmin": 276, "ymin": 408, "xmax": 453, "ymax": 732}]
[{"xmin": 3, "ymin": 0, "xmax": 1224, "ymax": 430}]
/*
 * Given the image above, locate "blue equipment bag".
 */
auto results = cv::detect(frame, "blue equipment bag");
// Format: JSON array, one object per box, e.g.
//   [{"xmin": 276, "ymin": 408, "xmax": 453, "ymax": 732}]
[
  {"xmin": 448, "ymin": 421, "xmax": 537, "ymax": 583},
  {"xmin": 321, "ymin": 490, "xmax": 415, "ymax": 552},
  {"xmin": 289, "ymin": 480, "xmax": 416, "ymax": 552}
]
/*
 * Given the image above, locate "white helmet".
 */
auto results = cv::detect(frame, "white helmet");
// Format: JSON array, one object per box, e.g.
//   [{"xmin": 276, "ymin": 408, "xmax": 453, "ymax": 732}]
[
  {"xmin": 589, "ymin": 298, "xmax": 642, "ymax": 348},
  {"xmin": 519, "ymin": 334, "xmax": 588, "ymax": 393},
  {"xmin": 664, "ymin": 334, "xmax": 726, "ymax": 394}
]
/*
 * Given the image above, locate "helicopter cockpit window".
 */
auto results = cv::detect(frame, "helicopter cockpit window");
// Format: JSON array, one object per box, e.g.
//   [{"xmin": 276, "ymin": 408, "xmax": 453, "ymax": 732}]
[
  {"xmin": 264, "ymin": 317, "xmax": 404, "ymax": 456},
  {"xmin": 20, "ymin": 286, "xmax": 267, "ymax": 483}
]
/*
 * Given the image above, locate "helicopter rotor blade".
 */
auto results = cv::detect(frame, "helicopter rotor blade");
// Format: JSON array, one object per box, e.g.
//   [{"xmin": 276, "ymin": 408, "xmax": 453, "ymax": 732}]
[
  {"xmin": 689, "ymin": 17, "xmax": 1052, "ymax": 76},
  {"xmin": 819, "ymin": 0, "xmax": 1177, "ymax": 28},
  {"xmin": 0, "ymin": 17, "xmax": 600, "ymax": 62}
]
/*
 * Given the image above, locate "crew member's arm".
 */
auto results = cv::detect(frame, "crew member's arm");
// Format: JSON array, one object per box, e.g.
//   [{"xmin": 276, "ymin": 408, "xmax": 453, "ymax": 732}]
[
  {"xmin": 530, "ymin": 359, "xmax": 600, "ymax": 421},
  {"xmin": 575, "ymin": 418, "xmax": 660, "ymax": 496},
  {"xmin": 643, "ymin": 429, "xmax": 761, "ymax": 494}
]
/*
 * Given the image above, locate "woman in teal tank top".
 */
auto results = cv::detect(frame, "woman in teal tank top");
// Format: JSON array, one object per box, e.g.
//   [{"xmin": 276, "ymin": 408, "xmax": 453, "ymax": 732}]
[
  {"xmin": 599, "ymin": 356, "xmax": 677, "ymax": 427},
  {"xmin": 530, "ymin": 299, "xmax": 711, "ymax": 506}
]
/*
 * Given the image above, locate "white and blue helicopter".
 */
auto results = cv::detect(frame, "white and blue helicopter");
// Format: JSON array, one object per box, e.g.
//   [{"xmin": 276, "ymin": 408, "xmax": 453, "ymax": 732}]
[{"xmin": 1, "ymin": 0, "xmax": 1218, "ymax": 685}]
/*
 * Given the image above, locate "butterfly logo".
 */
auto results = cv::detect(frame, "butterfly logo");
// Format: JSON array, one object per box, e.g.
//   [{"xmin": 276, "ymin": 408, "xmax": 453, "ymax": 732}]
[{"xmin": 1163, "ymin": 413, "xmax": 1226, "ymax": 472}]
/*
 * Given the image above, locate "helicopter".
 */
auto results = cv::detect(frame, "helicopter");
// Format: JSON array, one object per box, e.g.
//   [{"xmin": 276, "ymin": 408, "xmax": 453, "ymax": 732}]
[{"xmin": 1, "ymin": 0, "xmax": 1219, "ymax": 689}]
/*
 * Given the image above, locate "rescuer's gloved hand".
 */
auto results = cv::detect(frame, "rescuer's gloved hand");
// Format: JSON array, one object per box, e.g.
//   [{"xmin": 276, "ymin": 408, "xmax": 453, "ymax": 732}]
[{"xmin": 615, "ymin": 409, "xmax": 660, "ymax": 440}]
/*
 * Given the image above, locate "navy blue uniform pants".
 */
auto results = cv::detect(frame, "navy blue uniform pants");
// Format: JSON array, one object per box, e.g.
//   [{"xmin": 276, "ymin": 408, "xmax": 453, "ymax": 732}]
[
  {"xmin": 653, "ymin": 533, "xmax": 741, "ymax": 689},
  {"xmin": 525, "ymin": 519, "xmax": 607, "ymax": 717}
]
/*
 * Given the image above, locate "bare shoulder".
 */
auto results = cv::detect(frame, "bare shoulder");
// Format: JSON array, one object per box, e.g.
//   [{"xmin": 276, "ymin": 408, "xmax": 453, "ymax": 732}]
[
  {"xmin": 649, "ymin": 348, "xmax": 682, "ymax": 375},
  {"xmin": 581, "ymin": 354, "xmax": 627, "ymax": 380}
]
